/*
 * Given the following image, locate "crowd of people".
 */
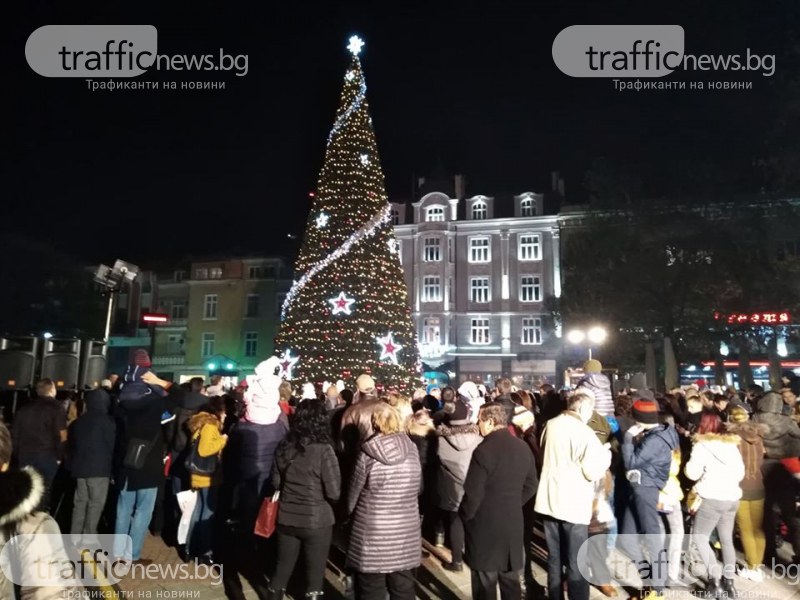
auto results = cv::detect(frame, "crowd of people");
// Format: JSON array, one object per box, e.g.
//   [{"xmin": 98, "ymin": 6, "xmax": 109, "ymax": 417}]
[{"xmin": 1, "ymin": 348, "xmax": 799, "ymax": 600}]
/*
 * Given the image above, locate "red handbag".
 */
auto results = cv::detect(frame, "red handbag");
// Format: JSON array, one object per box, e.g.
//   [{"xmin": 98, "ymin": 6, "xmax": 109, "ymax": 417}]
[{"xmin": 254, "ymin": 491, "xmax": 280, "ymax": 538}]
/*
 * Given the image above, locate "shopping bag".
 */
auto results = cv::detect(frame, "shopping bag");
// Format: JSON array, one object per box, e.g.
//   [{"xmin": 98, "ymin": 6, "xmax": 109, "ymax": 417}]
[
  {"xmin": 253, "ymin": 491, "xmax": 280, "ymax": 538},
  {"xmin": 176, "ymin": 489, "xmax": 198, "ymax": 545}
]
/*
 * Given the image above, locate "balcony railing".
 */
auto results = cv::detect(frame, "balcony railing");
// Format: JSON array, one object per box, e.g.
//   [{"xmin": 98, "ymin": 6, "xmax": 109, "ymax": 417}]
[{"xmin": 152, "ymin": 355, "xmax": 185, "ymax": 366}]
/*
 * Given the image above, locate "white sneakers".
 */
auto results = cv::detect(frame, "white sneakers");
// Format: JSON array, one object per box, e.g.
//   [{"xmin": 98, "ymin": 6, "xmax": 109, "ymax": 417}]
[{"xmin": 736, "ymin": 565, "xmax": 764, "ymax": 582}]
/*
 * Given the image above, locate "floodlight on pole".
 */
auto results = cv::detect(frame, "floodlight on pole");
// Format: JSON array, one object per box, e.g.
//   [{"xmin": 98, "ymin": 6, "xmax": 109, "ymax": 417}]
[
  {"xmin": 587, "ymin": 326, "xmax": 608, "ymax": 345},
  {"xmin": 566, "ymin": 325, "xmax": 608, "ymax": 361},
  {"xmin": 93, "ymin": 259, "xmax": 140, "ymax": 344},
  {"xmin": 566, "ymin": 330, "xmax": 586, "ymax": 345}
]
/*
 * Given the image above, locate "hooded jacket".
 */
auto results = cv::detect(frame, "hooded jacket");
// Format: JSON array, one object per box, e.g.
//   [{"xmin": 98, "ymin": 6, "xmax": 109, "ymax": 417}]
[
  {"xmin": 457, "ymin": 381, "xmax": 484, "ymax": 423},
  {"xmin": 187, "ymin": 411, "xmax": 227, "ymax": 488},
  {"xmin": 726, "ymin": 421, "xmax": 768, "ymax": 500},
  {"xmin": 346, "ymin": 432, "xmax": 421, "ymax": 573},
  {"xmin": 0, "ymin": 468, "xmax": 76, "ymax": 600},
  {"xmin": 68, "ymin": 389, "xmax": 116, "ymax": 478},
  {"xmin": 436, "ymin": 421, "xmax": 482, "ymax": 511},
  {"xmin": 115, "ymin": 393, "xmax": 173, "ymax": 491},
  {"xmin": 622, "ymin": 424, "xmax": 680, "ymax": 489},
  {"xmin": 168, "ymin": 390, "xmax": 207, "ymax": 455},
  {"xmin": 752, "ymin": 392, "xmax": 800, "ymax": 459},
  {"xmin": 685, "ymin": 432, "xmax": 745, "ymax": 501},
  {"xmin": 577, "ymin": 372, "xmax": 614, "ymax": 417}
]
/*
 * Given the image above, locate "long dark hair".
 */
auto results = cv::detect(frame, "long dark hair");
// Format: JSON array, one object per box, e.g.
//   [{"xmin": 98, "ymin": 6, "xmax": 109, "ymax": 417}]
[{"xmin": 284, "ymin": 398, "xmax": 332, "ymax": 452}]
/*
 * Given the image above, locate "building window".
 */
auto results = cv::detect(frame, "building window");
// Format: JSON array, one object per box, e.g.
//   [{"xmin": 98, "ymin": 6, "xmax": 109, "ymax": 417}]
[
  {"xmin": 391, "ymin": 208, "xmax": 400, "ymax": 225},
  {"xmin": 520, "ymin": 197, "xmax": 535, "ymax": 217},
  {"xmin": 471, "ymin": 201, "xmax": 487, "ymax": 220},
  {"xmin": 195, "ymin": 268, "xmax": 208, "ymax": 280},
  {"xmin": 245, "ymin": 332, "xmax": 258, "ymax": 357},
  {"xmin": 520, "ymin": 276, "xmax": 541, "ymax": 302},
  {"xmin": 174, "ymin": 270, "xmax": 186, "ymax": 282},
  {"xmin": 423, "ymin": 237, "xmax": 441, "ymax": 262},
  {"xmin": 470, "ymin": 277, "xmax": 490, "ymax": 303},
  {"xmin": 204, "ymin": 294, "xmax": 218, "ymax": 319},
  {"xmin": 246, "ymin": 294, "xmax": 260, "ymax": 318},
  {"xmin": 248, "ymin": 266, "xmax": 263, "ymax": 279},
  {"xmin": 448, "ymin": 237, "xmax": 453, "ymax": 262},
  {"xmin": 469, "ymin": 237, "xmax": 490, "ymax": 263},
  {"xmin": 423, "ymin": 317, "xmax": 441, "ymax": 344},
  {"xmin": 518, "ymin": 234, "xmax": 541, "ymax": 261},
  {"xmin": 171, "ymin": 300, "xmax": 187, "ymax": 320},
  {"xmin": 167, "ymin": 334, "xmax": 183, "ymax": 355},
  {"xmin": 201, "ymin": 332, "xmax": 215, "ymax": 358},
  {"xmin": 425, "ymin": 206, "xmax": 445, "ymax": 222},
  {"xmin": 422, "ymin": 276, "xmax": 441, "ymax": 302},
  {"xmin": 521, "ymin": 317, "xmax": 542, "ymax": 345},
  {"xmin": 470, "ymin": 318, "xmax": 490, "ymax": 345},
  {"xmin": 209, "ymin": 267, "xmax": 223, "ymax": 279}
]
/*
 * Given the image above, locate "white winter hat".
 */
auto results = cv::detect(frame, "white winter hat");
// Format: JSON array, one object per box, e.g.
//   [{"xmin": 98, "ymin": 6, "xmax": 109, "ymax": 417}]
[
  {"xmin": 301, "ymin": 382, "xmax": 317, "ymax": 400},
  {"xmin": 244, "ymin": 356, "xmax": 282, "ymax": 425},
  {"xmin": 458, "ymin": 380, "xmax": 480, "ymax": 400}
]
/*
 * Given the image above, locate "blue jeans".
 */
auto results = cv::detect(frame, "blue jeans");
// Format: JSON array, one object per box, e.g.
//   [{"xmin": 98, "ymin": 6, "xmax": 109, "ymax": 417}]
[
  {"xmin": 113, "ymin": 482, "xmax": 158, "ymax": 560},
  {"xmin": 187, "ymin": 486, "xmax": 218, "ymax": 558}
]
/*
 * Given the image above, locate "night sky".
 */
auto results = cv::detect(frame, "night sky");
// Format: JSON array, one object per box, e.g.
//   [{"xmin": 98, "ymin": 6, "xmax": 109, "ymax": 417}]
[{"xmin": 4, "ymin": 1, "xmax": 798, "ymax": 265}]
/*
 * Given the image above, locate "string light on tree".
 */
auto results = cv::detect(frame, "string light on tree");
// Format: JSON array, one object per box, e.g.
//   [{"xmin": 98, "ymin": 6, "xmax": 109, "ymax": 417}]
[
  {"xmin": 278, "ymin": 349, "xmax": 299, "ymax": 380},
  {"xmin": 274, "ymin": 35, "xmax": 421, "ymax": 394},
  {"xmin": 377, "ymin": 331, "xmax": 403, "ymax": 365},
  {"xmin": 328, "ymin": 291, "xmax": 356, "ymax": 315},
  {"xmin": 316, "ymin": 212, "xmax": 330, "ymax": 228}
]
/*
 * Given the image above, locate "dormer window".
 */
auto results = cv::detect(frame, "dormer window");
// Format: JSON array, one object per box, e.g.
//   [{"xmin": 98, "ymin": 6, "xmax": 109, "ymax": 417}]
[
  {"xmin": 520, "ymin": 196, "xmax": 535, "ymax": 217},
  {"xmin": 391, "ymin": 208, "xmax": 400, "ymax": 225},
  {"xmin": 471, "ymin": 200, "xmax": 487, "ymax": 220},
  {"xmin": 425, "ymin": 206, "xmax": 445, "ymax": 222}
]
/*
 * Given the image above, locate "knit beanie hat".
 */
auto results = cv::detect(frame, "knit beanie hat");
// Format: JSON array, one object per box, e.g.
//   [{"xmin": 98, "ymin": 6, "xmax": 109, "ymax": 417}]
[
  {"xmin": 632, "ymin": 399, "xmax": 659, "ymax": 425},
  {"xmin": 132, "ymin": 349, "xmax": 151, "ymax": 368},
  {"xmin": 583, "ymin": 359, "xmax": 602, "ymax": 373},
  {"xmin": 444, "ymin": 398, "xmax": 470, "ymax": 424}
]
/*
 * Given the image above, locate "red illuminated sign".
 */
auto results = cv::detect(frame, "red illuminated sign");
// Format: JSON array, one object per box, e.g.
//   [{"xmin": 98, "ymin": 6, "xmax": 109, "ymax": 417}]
[
  {"xmin": 714, "ymin": 311, "xmax": 792, "ymax": 325},
  {"xmin": 142, "ymin": 313, "xmax": 169, "ymax": 324}
]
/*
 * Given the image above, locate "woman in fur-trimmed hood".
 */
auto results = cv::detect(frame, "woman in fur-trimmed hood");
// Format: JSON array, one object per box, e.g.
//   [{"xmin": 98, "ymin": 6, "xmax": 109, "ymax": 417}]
[{"xmin": 0, "ymin": 422, "xmax": 76, "ymax": 600}]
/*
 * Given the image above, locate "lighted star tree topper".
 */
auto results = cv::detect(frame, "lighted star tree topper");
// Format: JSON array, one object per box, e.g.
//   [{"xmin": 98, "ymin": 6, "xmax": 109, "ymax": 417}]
[{"xmin": 275, "ymin": 35, "xmax": 420, "ymax": 393}]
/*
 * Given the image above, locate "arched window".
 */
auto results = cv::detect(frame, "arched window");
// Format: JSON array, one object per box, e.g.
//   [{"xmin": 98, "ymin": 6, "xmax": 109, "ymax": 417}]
[
  {"xmin": 425, "ymin": 206, "xmax": 445, "ymax": 222},
  {"xmin": 520, "ymin": 197, "xmax": 535, "ymax": 217},
  {"xmin": 472, "ymin": 201, "xmax": 487, "ymax": 220}
]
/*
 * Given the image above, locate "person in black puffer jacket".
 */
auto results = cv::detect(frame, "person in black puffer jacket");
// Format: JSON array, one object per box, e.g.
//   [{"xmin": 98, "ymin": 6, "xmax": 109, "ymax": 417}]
[
  {"xmin": 68, "ymin": 388, "xmax": 116, "ymax": 538},
  {"xmin": 267, "ymin": 399, "xmax": 341, "ymax": 600}
]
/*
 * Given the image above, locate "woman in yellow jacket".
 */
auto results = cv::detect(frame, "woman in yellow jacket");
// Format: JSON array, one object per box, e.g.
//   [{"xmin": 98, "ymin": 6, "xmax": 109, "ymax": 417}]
[{"xmin": 186, "ymin": 396, "xmax": 228, "ymax": 562}]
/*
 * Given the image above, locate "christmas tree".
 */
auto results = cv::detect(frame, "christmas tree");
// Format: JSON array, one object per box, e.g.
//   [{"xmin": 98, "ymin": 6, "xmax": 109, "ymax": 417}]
[{"xmin": 275, "ymin": 36, "xmax": 421, "ymax": 394}]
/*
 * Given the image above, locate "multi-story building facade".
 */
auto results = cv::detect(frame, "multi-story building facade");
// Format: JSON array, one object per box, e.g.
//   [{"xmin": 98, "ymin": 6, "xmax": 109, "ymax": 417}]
[
  {"xmin": 392, "ymin": 175, "xmax": 562, "ymax": 388},
  {"xmin": 108, "ymin": 257, "xmax": 290, "ymax": 384}
]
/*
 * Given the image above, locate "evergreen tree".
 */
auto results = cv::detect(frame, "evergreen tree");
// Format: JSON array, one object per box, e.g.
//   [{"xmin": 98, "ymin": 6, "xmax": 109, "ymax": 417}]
[{"xmin": 275, "ymin": 36, "xmax": 420, "ymax": 393}]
